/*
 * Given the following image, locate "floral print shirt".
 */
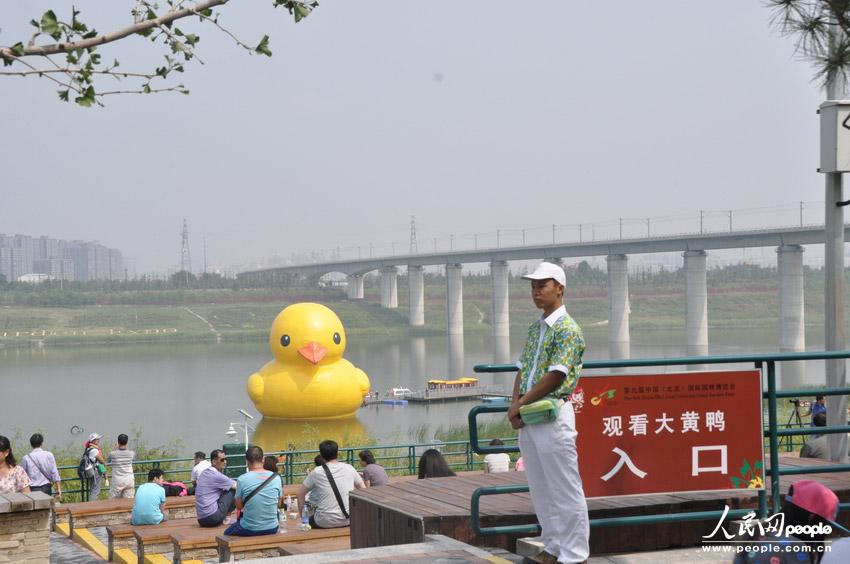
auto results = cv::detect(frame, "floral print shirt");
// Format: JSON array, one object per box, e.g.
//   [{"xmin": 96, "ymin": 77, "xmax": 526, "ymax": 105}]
[
  {"xmin": 516, "ymin": 305, "xmax": 585, "ymax": 400},
  {"xmin": 0, "ymin": 465, "xmax": 30, "ymax": 494}
]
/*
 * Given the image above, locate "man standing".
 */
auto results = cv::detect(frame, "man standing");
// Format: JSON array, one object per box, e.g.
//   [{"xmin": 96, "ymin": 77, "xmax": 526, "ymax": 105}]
[
  {"xmin": 190, "ymin": 451, "xmax": 211, "ymax": 491},
  {"xmin": 224, "ymin": 446, "xmax": 283, "ymax": 536},
  {"xmin": 297, "ymin": 440, "xmax": 365, "ymax": 529},
  {"xmin": 507, "ymin": 262, "xmax": 589, "ymax": 564},
  {"xmin": 108, "ymin": 434, "xmax": 136, "ymax": 499},
  {"xmin": 195, "ymin": 449, "xmax": 237, "ymax": 527},
  {"xmin": 21, "ymin": 433, "xmax": 61, "ymax": 497},
  {"xmin": 131, "ymin": 469, "xmax": 167, "ymax": 525}
]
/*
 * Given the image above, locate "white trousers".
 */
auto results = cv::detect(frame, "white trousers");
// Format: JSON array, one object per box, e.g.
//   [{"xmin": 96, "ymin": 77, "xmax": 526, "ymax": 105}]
[{"xmin": 518, "ymin": 401, "xmax": 589, "ymax": 563}]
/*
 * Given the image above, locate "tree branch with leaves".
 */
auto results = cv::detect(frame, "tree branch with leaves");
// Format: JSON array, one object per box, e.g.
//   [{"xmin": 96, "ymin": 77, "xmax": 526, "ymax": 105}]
[
  {"xmin": 0, "ymin": 0, "xmax": 318, "ymax": 107},
  {"xmin": 765, "ymin": 0, "xmax": 850, "ymax": 89}
]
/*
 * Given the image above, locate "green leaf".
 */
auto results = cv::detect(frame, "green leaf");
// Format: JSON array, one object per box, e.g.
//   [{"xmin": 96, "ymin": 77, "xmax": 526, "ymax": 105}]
[
  {"xmin": 294, "ymin": 4, "xmax": 309, "ymax": 22},
  {"xmin": 255, "ymin": 35, "xmax": 272, "ymax": 57},
  {"xmin": 40, "ymin": 10, "xmax": 61, "ymax": 41},
  {"xmin": 112, "ymin": 59, "xmax": 120, "ymax": 68},
  {"xmin": 57, "ymin": 89, "xmax": 69, "ymax": 102},
  {"xmin": 30, "ymin": 19, "xmax": 40, "ymax": 28},
  {"xmin": 174, "ymin": 28, "xmax": 184, "ymax": 37},
  {"xmin": 184, "ymin": 34, "xmax": 199, "ymax": 47},
  {"xmin": 740, "ymin": 460, "xmax": 751, "ymax": 479},
  {"xmin": 75, "ymin": 86, "xmax": 96, "ymax": 107},
  {"xmin": 730, "ymin": 477, "xmax": 742, "ymax": 488},
  {"xmin": 199, "ymin": 8, "xmax": 213, "ymax": 17},
  {"xmin": 10, "ymin": 42, "xmax": 25, "ymax": 57},
  {"xmin": 143, "ymin": 83, "xmax": 152, "ymax": 94},
  {"xmin": 66, "ymin": 52, "xmax": 79, "ymax": 65},
  {"xmin": 89, "ymin": 53, "xmax": 101, "ymax": 66}
]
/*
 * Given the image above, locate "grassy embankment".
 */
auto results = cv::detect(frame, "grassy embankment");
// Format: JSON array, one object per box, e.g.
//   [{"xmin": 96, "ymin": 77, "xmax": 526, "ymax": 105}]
[{"xmin": 1, "ymin": 267, "xmax": 848, "ymax": 348}]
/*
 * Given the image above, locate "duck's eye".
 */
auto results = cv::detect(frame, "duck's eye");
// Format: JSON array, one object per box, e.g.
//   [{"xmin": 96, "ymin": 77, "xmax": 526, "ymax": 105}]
[
  {"xmin": 333, "ymin": 332, "xmax": 341, "ymax": 345},
  {"xmin": 280, "ymin": 334, "xmax": 291, "ymax": 347}
]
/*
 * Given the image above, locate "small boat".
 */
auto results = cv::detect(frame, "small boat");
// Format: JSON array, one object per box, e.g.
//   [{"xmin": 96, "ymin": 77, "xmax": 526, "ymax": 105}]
[{"xmin": 481, "ymin": 396, "xmax": 509, "ymax": 404}]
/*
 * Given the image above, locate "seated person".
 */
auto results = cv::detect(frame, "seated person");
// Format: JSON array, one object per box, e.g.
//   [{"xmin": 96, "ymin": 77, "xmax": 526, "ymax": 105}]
[
  {"xmin": 190, "ymin": 451, "xmax": 211, "ymax": 491},
  {"xmin": 195, "ymin": 449, "xmax": 237, "ymax": 527},
  {"xmin": 482, "ymin": 439, "xmax": 511, "ymax": 473},
  {"xmin": 297, "ymin": 440, "xmax": 365, "ymax": 529},
  {"xmin": 224, "ymin": 446, "xmax": 283, "ymax": 537},
  {"xmin": 358, "ymin": 450, "xmax": 389, "ymax": 487},
  {"xmin": 733, "ymin": 480, "xmax": 841, "ymax": 563},
  {"xmin": 800, "ymin": 413, "xmax": 828, "ymax": 459},
  {"xmin": 418, "ymin": 449, "xmax": 456, "ymax": 478},
  {"xmin": 131, "ymin": 469, "xmax": 166, "ymax": 525}
]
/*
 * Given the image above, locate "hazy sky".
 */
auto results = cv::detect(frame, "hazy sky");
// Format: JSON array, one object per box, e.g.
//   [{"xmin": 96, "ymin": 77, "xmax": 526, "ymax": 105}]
[{"xmin": 0, "ymin": 1, "xmax": 831, "ymax": 274}]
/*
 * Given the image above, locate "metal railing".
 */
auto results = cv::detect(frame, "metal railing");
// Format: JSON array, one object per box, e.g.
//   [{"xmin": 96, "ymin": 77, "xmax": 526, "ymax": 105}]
[
  {"xmin": 59, "ymin": 437, "xmax": 518, "ymax": 501},
  {"xmin": 468, "ymin": 350, "xmax": 850, "ymax": 536}
]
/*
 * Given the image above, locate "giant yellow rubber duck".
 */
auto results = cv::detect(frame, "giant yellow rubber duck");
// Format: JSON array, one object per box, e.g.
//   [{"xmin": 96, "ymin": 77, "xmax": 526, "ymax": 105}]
[{"xmin": 247, "ymin": 303, "xmax": 370, "ymax": 419}]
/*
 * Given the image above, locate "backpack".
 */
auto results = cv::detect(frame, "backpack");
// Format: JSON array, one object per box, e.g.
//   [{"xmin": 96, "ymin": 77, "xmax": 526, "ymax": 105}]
[
  {"xmin": 77, "ymin": 447, "xmax": 96, "ymax": 479},
  {"xmin": 161, "ymin": 480, "xmax": 188, "ymax": 497}
]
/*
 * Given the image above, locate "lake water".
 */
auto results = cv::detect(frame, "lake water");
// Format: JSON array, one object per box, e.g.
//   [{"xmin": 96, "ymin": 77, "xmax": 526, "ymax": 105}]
[{"xmin": 0, "ymin": 326, "xmax": 833, "ymax": 456}]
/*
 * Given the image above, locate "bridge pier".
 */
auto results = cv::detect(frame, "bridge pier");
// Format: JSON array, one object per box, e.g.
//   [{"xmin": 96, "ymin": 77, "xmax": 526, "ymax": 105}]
[
  {"xmin": 380, "ymin": 266, "xmax": 398, "ymax": 308},
  {"xmin": 778, "ymin": 245, "xmax": 806, "ymax": 387},
  {"xmin": 490, "ymin": 261, "xmax": 510, "ymax": 338},
  {"xmin": 607, "ymin": 254, "xmax": 630, "ymax": 359},
  {"xmin": 346, "ymin": 274, "xmax": 364, "ymax": 300},
  {"xmin": 408, "ymin": 265, "xmax": 425, "ymax": 326},
  {"xmin": 449, "ymin": 333, "xmax": 465, "ymax": 379},
  {"xmin": 446, "ymin": 263, "xmax": 464, "ymax": 335},
  {"xmin": 684, "ymin": 250, "xmax": 708, "ymax": 365}
]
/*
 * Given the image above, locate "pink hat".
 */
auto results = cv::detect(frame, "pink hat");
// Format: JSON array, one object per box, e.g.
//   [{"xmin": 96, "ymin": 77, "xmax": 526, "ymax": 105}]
[{"xmin": 786, "ymin": 480, "xmax": 838, "ymax": 522}]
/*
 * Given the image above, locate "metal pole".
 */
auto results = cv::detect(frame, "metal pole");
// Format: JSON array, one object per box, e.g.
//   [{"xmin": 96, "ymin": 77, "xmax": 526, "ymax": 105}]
[
  {"xmin": 450, "ymin": 234, "xmax": 454, "ymax": 251},
  {"xmin": 799, "ymin": 201, "xmax": 804, "ymax": 227},
  {"xmin": 619, "ymin": 218, "xmax": 623, "ymax": 240},
  {"xmin": 766, "ymin": 361, "xmax": 780, "ymax": 512},
  {"xmin": 578, "ymin": 225, "xmax": 582, "ymax": 242},
  {"xmin": 700, "ymin": 210, "xmax": 704, "ymax": 234},
  {"xmin": 496, "ymin": 229, "xmax": 500, "ymax": 248},
  {"xmin": 825, "ymin": 44, "xmax": 849, "ymax": 463},
  {"xmin": 728, "ymin": 210, "xmax": 733, "ymax": 232},
  {"xmin": 552, "ymin": 224, "xmax": 556, "ymax": 244},
  {"xmin": 645, "ymin": 218, "xmax": 650, "ymax": 237}
]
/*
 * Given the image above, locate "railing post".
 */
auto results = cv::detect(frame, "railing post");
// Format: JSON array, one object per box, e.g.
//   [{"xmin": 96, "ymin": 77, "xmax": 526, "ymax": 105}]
[
  {"xmin": 409, "ymin": 446, "xmax": 416, "ymax": 476},
  {"xmin": 767, "ymin": 361, "xmax": 781, "ymax": 513},
  {"xmin": 284, "ymin": 452, "xmax": 293, "ymax": 485},
  {"xmin": 466, "ymin": 441, "xmax": 472, "ymax": 471}
]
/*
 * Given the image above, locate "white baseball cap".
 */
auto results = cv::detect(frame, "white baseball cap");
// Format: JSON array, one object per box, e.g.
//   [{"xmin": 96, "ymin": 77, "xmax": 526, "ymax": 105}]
[{"xmin": 522, "ymin": 262, "xmax": 566, "ymax": 286}]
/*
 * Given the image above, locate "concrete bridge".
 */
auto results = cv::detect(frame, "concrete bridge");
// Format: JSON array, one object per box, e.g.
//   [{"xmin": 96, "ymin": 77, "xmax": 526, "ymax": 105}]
[{"xmin": 239, "ymin": 225, "xmax": 850, "ymax": 380}]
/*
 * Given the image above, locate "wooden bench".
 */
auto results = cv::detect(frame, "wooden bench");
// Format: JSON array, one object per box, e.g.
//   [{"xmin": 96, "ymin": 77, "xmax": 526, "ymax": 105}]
[
  {"xmin": 278, "ymin": 536, "xmax": 350, "ymax": 556},
  {"xmin": 106, "ymin": 518, "xmax": 197, "ymax": 561},
  {"xmin": 171, "ymin": 526, "xmax": 229, "ymax": 564},
  {"xmin": 215, "ymin": 525, "xmax": 350, "ymax": 561},
  {"xmin": 136, "ymin": 521, "xmax": 226, "ymax": 564},
  {"xmin": 60, "ymin": 496, "xmax": 196, "ymax": 537}
]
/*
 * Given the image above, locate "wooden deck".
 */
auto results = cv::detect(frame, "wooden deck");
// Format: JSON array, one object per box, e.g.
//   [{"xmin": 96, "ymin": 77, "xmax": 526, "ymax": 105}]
[{"xmin": 349, "ymin": 455, "xmax": 850, "ymax": 554}]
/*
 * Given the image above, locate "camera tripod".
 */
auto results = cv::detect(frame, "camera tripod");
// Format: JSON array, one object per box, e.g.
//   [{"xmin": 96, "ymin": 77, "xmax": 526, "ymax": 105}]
[{"xmin": 781, "ymin": 399, "xmax": 804, "ymax": 451}]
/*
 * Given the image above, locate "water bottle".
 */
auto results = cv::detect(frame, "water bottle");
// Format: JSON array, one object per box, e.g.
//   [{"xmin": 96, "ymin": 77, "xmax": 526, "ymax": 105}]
[
  {"xmin": 289, "ymin": 497, "xmax": 298, "ymax": 520},
  {"xmin": 298, "ymin": 507, "xmax": 311, "ymax": 531},
  {"xmin": 279, "ymin": 510, "xmax": 288, "ymax": 532}
]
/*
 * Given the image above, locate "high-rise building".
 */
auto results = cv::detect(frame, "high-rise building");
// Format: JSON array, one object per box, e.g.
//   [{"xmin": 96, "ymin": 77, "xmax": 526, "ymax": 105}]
[{"xmin": 0, "ymin": 234, "xmax": 124, "ymax": 282}]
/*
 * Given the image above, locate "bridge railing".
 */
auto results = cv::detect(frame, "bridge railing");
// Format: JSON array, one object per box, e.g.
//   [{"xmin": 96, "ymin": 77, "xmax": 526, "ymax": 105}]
[{"xmin": 468, "ymin": 350, "xmax": 850, "ymax": 537}]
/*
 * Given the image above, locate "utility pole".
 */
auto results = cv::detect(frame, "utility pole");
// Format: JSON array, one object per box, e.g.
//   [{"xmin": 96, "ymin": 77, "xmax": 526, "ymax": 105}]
[
  {"xmin": 552, "ymin": 224, "xmax": 556, "ymax": 244},
  {"xmin": 822, "ymin": 29, "xmax": 848, "ymax": 463},
  {"xmin": 728, "ymin": 210, "xmax": 733, "ymax": 232},
  {"xmin": 180, "ymin": 218, "xmax": 191, "ymax": 287},
  {"xmin": 409, "ymin": 216, "xmax": 418, "ymax": 254},
  {"xmin": 203, "ymin": 236, "xmax": 208, "ymax": 275},
  {"xmin": 578, "ymin": 224, "xmax": 582, "ymax": 242},
  {"xmin": 699, "ymin": 210, "xmax": 705, "ymax": 234},
  {"xmin": 800, "ymin": 201, "xmax": 804, "ymax": 227},
  {"xmin": 496, "ymin": 229, "xmax": 501, "ymax": 248},
  {"xmin": 645, "ymin": 218, "xmax": 650, "ymax": 238},
  {"xmin": 449, "ymin": 234, "xmax": 454, "ymax": 251},
  {"xmin": 619, "ymin": 218, "xmax": 623, "ymax": 240}
]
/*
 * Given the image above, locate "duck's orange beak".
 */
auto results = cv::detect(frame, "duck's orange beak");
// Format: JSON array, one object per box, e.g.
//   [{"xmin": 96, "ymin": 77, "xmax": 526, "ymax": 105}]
[{"xmin": 298, "ymin": 341, "xmax": 327, "ymax": 364}]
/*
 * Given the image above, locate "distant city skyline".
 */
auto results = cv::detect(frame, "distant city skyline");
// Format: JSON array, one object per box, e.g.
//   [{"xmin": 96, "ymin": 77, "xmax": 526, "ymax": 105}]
[{"xmin": 0, "ymin": 233, "xmax": 124, "ymax": 283}]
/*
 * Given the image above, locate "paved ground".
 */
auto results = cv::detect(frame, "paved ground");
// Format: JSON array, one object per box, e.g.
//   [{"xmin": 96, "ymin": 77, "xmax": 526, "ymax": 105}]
[
  {"xmin": 49, "ymin": 532, "xmax": 102, "ymax": 564},
  {"xmin": 588, "ymin": 546, "xmax": 730, "ymax": 563}
]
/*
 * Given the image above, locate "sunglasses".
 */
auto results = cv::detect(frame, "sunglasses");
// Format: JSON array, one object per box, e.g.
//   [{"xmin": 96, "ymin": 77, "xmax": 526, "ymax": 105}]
[{"xmin": 217, "ymin": 458, "xmax": 228, "ymax": 463}]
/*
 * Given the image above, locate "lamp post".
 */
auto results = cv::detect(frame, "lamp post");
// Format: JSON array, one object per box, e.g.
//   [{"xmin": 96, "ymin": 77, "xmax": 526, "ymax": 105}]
[{"xmin": 226, "ymin": 409, "xmax": 255, "ymax": 451}]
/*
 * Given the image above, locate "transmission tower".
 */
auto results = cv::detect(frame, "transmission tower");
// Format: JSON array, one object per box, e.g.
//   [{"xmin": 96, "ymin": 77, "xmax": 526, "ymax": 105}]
[
  {"xmin": 180, "ymin": 219, "xmax": 192, "ymax": 283},
  {"xmin": 409, "ymin": 215, "xmax": 418, "ymax": 254}
]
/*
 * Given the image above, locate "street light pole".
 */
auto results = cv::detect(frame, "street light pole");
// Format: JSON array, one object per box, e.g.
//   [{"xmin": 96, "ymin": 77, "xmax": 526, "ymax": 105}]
[{"xmin": 824, "ymin": 69, "xmax": 848, "ymax": 463}]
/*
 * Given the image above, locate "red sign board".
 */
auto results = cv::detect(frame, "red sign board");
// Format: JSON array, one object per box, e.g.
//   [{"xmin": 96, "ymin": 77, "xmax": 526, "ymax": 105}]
[{"xmin": 572, "ymin": 370, "xmax": 764, "ymax": 498}]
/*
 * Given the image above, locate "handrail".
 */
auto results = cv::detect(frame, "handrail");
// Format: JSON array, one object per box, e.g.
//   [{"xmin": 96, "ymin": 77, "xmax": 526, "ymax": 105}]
[{"xmin": 468, "ymin": 350, "xmax": 850, "ymax": 537}]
